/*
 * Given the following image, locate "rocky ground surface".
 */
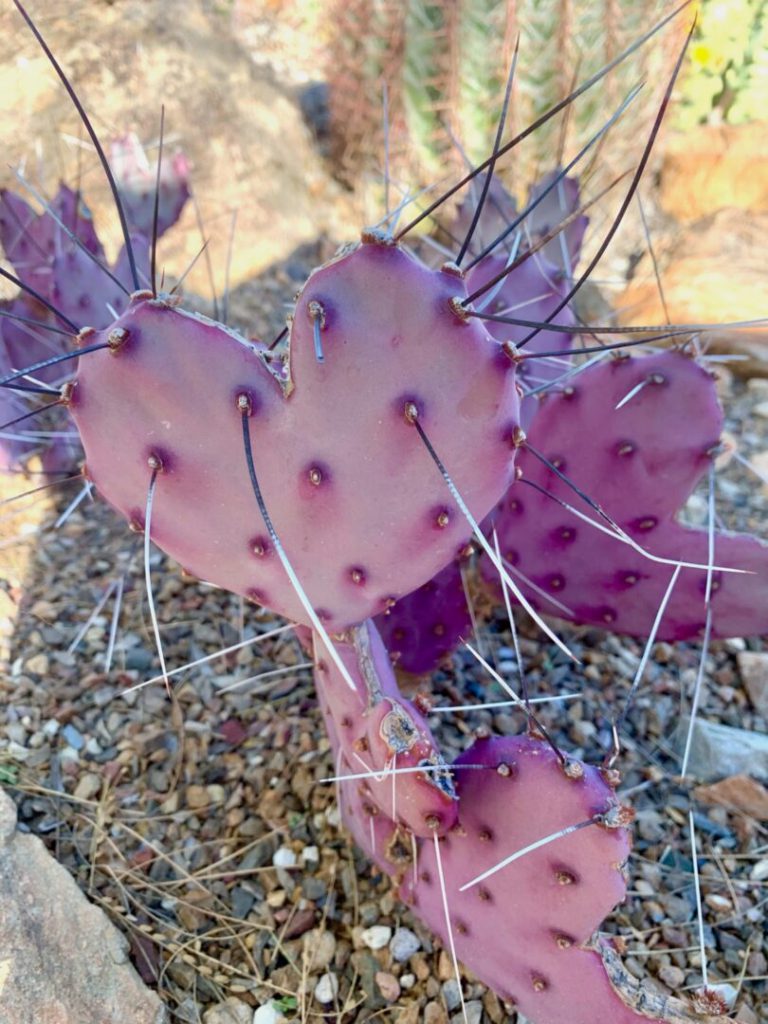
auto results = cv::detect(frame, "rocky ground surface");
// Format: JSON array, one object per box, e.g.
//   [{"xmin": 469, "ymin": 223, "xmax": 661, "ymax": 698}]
[{"xmin": 0, "ymin": 3, "xmax": 767, "ymax": 1024}]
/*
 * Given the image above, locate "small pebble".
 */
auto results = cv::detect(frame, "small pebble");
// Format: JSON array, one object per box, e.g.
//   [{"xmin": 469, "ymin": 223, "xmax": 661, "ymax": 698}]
[
  {"xmin": 424, "ymin": 1002, "xmax": 448, "ymax": 1024},
  {"xmin": 704, "ymin": 893, "xmax": 731, "ymax": 913},
  {"xmin": 25, "ymin": 653, "xmax": 49, "ymax": 676},
  {"xmin": 73, "ymin": 773, "xmax": 101, "ymax": 801},
  {"xmin": 252, "ymin": 1002, "xmax": 287, "ymax": 1024},
  {"xmin": 361, "ymin": 925, "xmax": 391, "ymax": 950},
  {"xmin": 314, "ymin": 972, "xmax": 339, "ymax": 1004},
  {"xmin": 272, "ymin": 846, "xmax": 297, "ymax": 869},
  {"xmin": 658, "ymin": 965, "xmax": 685, "ymax": 989},
  {"xmin": 375, "ymin": 970, "xmax": 400, "ymax": 1002},
  {"xmin": 452, "ymin": 1002, "xmax": 482, "ymax": 1024},
  {"xmin": 390, "ymin": 926, "xmax": 420, "ymax": 962},
  {"xmin": 202, "ymin": 997, "xmax": 254, "ymax": 1024},
  {"xmin": 442, "ymin": 978, "xmax": 461, "ymax": 1011},
  {"xmin": 400, "ymin": 973, "xmax": 416, "ymax": 990},
  {"xmin": 61, "ymin": 724, "xmax": 84, "ymax": 751},
  {"xmin": 302, "ymin": 928, "xmax": 336, "ymax": 972}
]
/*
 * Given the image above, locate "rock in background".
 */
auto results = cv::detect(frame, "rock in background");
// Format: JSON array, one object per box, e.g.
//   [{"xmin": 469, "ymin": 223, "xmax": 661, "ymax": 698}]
[
  {"xmin": 0, "ymin": 788, "xmax": 167, "ymax": 1024},
  {"xmin": 620, "ymin": 121, "xmax": 768, "ymax": 376},
  {"xmin": 0, "ymin": 0, "xmax": 357, "ymax": 303}
]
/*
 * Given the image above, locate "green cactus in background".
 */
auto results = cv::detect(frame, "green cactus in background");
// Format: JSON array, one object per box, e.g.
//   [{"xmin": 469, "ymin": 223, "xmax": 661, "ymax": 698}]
[
  {"xmin": 326, "ymin": 0, "xmax": 681, "ymax": 193},
  {"xmin": 675, "ymin": 0, "xmax": 768, "ymax": 128}
]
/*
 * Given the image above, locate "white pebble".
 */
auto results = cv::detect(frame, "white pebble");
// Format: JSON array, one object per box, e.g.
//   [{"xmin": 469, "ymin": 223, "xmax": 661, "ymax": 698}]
[
  {"xmin": 314, "ymin": 972, "xmax": 339, "ymax": 1004},
  {"xmin": 272, "ymin": 846, "xmax": 297, "ymax": 869},
  {"xmin": 361, "ymin": 925, "xmax": 392, "ymax": 950},
  {"xmin": 301, "ymin": 845, "xmax": 319, "ymax": 864},
  {"xmin": 252, "ymin": 1002, "xmax": 286, "ymax": 1024}
]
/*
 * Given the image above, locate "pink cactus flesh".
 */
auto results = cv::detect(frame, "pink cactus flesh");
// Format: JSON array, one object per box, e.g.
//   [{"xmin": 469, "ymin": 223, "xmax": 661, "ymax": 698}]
[
  {"xmin": 51, "ymin": 235, "xmax": 149, "ymax": 328},
  {"xmin": 0, "ymin": 185, "xmax": 102, "ymax": 304},
  {"xmin": 339, "ymin": 732, "xmax": 727, "ymax": 1024},
  {"xmin": 526, "ymin": 169, "xmax": 589, "ymax": 275},
  {"xmin": 111, "ymin": 132, "xmax": 190, "ymax": 239},
  {"xmin": 467, "ymin": 252, "xmax": 576, "ymax": 430},
  {"xmin": 313, "ymin": 620, "xmax": 457, "ymax": 837},
  {"xmin": 375, "ymin": 557, "xmax": 471, "ymax": 676},
  {"xmin": 450, "ymin": 176, "xmax": 518, "ymax": 258},
  {"xmin": 68, "ymin": 238, "xmax": 519, "ymax": 630},
  {"xmin": 483, "ymin": 350, "xmax": 768, "ymax": 641}
]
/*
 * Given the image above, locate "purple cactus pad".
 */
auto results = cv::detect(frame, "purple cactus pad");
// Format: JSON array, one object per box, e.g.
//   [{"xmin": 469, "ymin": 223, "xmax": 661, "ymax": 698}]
[
  {"xmin": 69, "ymin": 239, "xmax": 518, "ymax": 630},
  {"xmin": 482, "ymin": 350, "xmax": 768, "ymax": 641}
]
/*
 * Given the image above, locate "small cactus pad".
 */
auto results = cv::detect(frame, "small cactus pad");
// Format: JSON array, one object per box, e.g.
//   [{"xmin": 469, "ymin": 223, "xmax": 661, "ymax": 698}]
[
  {"xmin": 0, "ymin": 185, "xmax": 102, "ymax": 303},
  {"xmin": 410, "ymin": 735, "xmax": 727, "ymax": 1024},
  {"xmin": 0, "ymin": 335, "xmax": 30, "ymax": 468},
  {"xmin": 526, "ymin": 169, "xmax": 588, "ymax": 275},
  {"xmin": 450, "ymin": 176, "xmax": 518, "ymax": 257},
  {"xmin": 0, "ymin": 296, "xmax": 64, "ymax": 383},
  {"xmin": 111, "ymin": 132, "xmax": 190, "ymax": 239},
  {"xmin": 466, "ymin": 252, "xmax": 576, "ymax": 429},
  {"xmin": 482, "ymin": 350, "xmax": 768, "ymax": 640},
  {"xmin": 313, "ymin": 620, "xmax": 457, "ymax": 837},
  {"xmin": 69, "ymin": 240, "xmax": 518, "ymax": 630},
  {"xmin": 338, "ymin": 732, "xmax": 727, "ymax": 1024},
  {"xmin": 375, "ymin": 557, "xmax": 471, "ymax": 676},
  {"xmin": 51, "ymin": 235, "xmax": 148, "ymax": 329}
]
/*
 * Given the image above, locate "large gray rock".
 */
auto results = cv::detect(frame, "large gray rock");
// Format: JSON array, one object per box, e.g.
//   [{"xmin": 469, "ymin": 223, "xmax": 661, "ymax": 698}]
[
  {"xmin": 0, "ymin": 789, "xmax": 166, "ymax": 1024},
  {"xmin": 674, "ymin": 717, "xmax": 768, "ymax": 782}
]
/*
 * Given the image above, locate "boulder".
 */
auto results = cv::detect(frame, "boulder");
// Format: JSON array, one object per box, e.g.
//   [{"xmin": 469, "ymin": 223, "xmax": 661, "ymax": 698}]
[{"xmin": 0, "ymin": 789, "xmax": 166, "ymax": 1024}]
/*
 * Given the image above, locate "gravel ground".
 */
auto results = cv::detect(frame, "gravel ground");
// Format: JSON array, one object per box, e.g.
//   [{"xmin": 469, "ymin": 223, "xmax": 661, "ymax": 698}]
[{"xmin": 0, "ymin": 277, "xmax": 766, "ymax": 1023}]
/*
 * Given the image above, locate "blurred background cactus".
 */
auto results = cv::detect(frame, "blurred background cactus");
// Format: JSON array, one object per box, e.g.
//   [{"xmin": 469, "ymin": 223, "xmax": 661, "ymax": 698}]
[{"xmin": 325, "ymin": 0, "xmax": 685, "ymax": 195}]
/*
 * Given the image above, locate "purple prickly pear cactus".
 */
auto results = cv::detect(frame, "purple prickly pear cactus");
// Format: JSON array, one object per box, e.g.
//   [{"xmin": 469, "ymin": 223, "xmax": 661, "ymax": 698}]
[
  {"xmin": 0, "ymin": 339, "xmax": 29, "ymax": 470},
  {"xmin": 0, "ymin": 296, "xmax": 63, "ymax": 381},
  {"xmin": 0, "ymin": 185, "xmax": 102, "ymax": 304},
  {"xmin": 68, "ymin": 238, "xmax": 520, "ymax": 630},
  {"xmin": 313, "ymin": 620, "xmax": 457, "ymax": 837},
  {"xmin": 111, "ymin": 132, "xmax": 190, "ymax": 240},
  {"xmin": 0, "ymin": 295, "xmax": 79, "ymax": 470},
  {"xmin": 482, "ymin": 350, "xmax": 768, "ymax": 641},
  {"xmin": 339, "ymin": 732, "xmax": 727, "ymax": 1024},
  {"xmin": 50, "ymin": 233, "xmax": 149, "ymax": 329},
  {"xmin": 526, "ymin": 169, "xmax": 589, "ymax": 275},
  {"xmin": 375, "ymin": 556, "xmax": 471, "ymax": 676},
  {"xmin": 450, "ymin": 176, "xmax": 517, "ymax": 257},
  {"xmin": 466, "ymin": 251, "xmax": 577, "ymax": 429}
]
